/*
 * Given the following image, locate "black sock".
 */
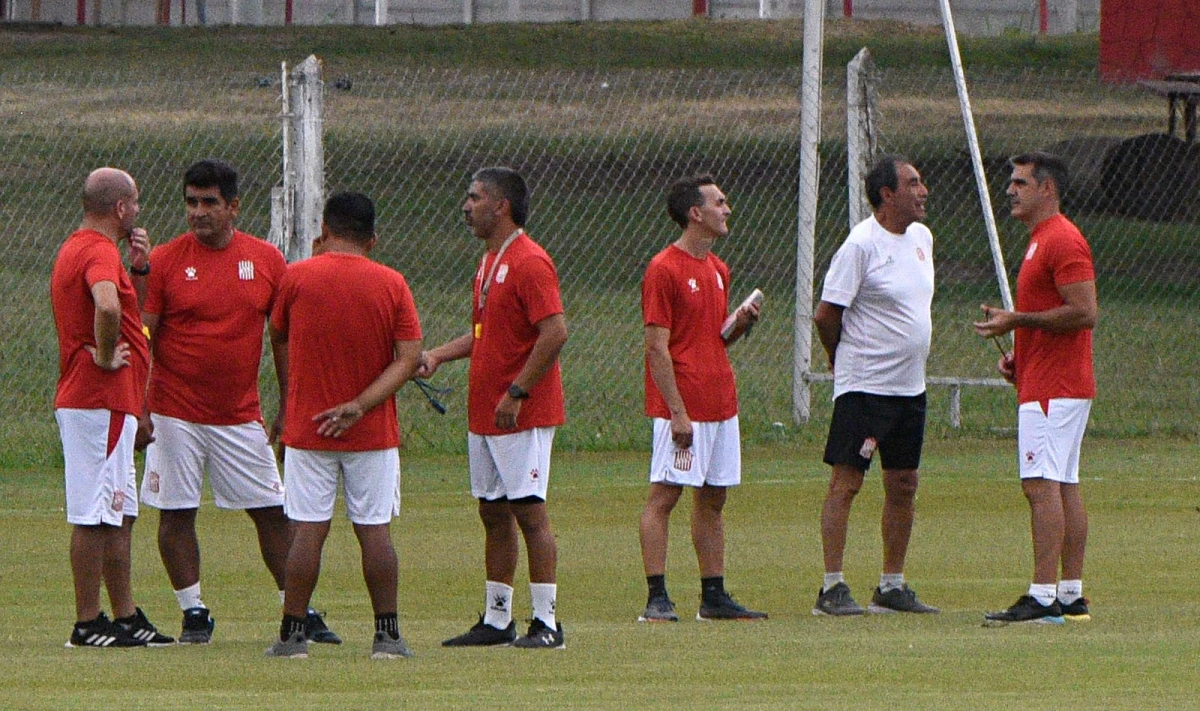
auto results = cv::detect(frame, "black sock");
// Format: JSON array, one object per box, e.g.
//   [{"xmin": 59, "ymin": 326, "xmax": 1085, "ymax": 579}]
[
  {"xmin": 375, "ymin": 613, "xmax": 399, "ymax": 639},
  {"xmin": 114, "ymin": 610, "xmax": 137, "ymax": 625},
  {"xmin": 646, "ymin": 574, "xmax": 667, "ymax": 600},
  {"xmin": 280, "ymin": 614, "xmax": 306, "ymax": 641},
  {"xmin": 701, "ymin": 576, "xmax": 725, "ymax": 603}
]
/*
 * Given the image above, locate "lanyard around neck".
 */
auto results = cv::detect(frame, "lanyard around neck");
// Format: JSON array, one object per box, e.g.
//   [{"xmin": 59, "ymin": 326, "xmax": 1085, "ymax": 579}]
[{"xmin": 478, "ymin": 229, "xmax": 523, "ymax": 312}]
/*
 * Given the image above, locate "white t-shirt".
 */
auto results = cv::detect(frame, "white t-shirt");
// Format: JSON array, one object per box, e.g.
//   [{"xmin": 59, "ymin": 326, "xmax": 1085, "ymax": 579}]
[{"xmin": 820, "ymin": 215, "xmax": 935, "ymax": 398}]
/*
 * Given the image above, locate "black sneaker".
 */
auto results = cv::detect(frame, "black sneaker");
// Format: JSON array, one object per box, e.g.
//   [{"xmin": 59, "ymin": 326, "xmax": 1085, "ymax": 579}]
[
  {"xmin": 512, "ymin": 618, "xmax": 565, "ymax": 649},
  {"xmin": 179, "ymin": 607, "xmax": 215, "ymax": 644},
  {"xmin": 697, "ymin": 591, "xmax": 768, "ymax": 621},
  {"xmin": 867, "ymin": 585, "xmax": 940, "ymax": 614},
  {"xmin": 117, "ymin": 607, "xmax": 176, "ymax": 646},
  {"xmin": 983, "ymin": 595, "xmax": 1065, "ymax": 626},
  {"xmin": 1060, "ymin": 597, "xmax": 1091, "ymax": 621},
  {"xmin": 812, "ymin": 582, "xmax": 865, "ymax": 616},
  {"xmin": 638, "ymin": 594, "xmax": 679, "ymax": 623},
  {"xmin": 305, "ymin": 609, "xmax": 342, "ymax": 644},
  {"xmin": 66, "ymin": 612, "xmax": 147, "ymax": 648},
  {"xmin": 441, "ymin": 614, "xmax": 518, "ymax": 647}
]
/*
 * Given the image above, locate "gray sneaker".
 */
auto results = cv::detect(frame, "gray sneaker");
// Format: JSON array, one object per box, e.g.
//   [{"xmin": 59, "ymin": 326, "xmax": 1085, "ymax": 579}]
[
  {"xmin": 812, "ymin": 582, "xmax": 865, "ymax": 616},
  {"xmin": 371, "ymin": 630, "xmax": 414, "ymax": 659},
  {"xmin": 867, "ymin": 585, "xmax": 940, "ymax": 614},
  {"xmin": 265, "ymin": 631, "xmax": 309, "ymax": 658},
  {"xmin": 638, "ymin": 594, "xmax": 679, "ymax": 622}
]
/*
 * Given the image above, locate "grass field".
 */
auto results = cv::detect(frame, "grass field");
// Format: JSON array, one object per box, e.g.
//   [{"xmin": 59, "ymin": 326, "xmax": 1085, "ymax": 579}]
[{"xmin": 3, "ymin": 440, "xmax": 1199, "ymax": 709}]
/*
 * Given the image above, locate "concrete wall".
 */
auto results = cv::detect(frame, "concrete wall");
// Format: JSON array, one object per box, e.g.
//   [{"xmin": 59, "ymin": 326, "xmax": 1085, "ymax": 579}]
[{"xmin": 4, "ymin": 0, "xmax": 1100, "ymax": 35}]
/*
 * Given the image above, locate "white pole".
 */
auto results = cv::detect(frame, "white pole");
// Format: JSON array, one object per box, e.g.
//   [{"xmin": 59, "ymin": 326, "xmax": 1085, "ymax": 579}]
[
  {"xmin": 793, "ymin": 0, "xmax": 824, "ymax": 424},
  {"xmin": 846, "ymin": 47, "xmax": 875, "ymax": 229},
  {"xmin": 375, "ymin": 0, "xmax": 387, "ymax": 24},
  {"xmin": 938, "ymin": 0, "xmax": 1013, "ymax": 311}
]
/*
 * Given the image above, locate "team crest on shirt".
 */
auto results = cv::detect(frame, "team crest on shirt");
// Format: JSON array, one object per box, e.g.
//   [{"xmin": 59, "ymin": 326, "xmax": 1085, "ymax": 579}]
[
  {"xmin": 111, "ymin": 490, "xmax": 126, "ymax": 511},
  {"xmin": 238, "ymin": 260, "xmax": 255, "ymax": 280},
  {"xmin": 147, "ymin": 471, "xmax": 160, "ymax": 494},
  {"xmin": 688, "ymin": 278, "xmax": 699, "ymax": 293},
  {"xmin": 916, "ymin": 248, "xmax": 926, "ymax": 262},
  {"xmin": 1025, "ymin": 242, "xmax": 1039, "ymax": 261},
  {"xmin": 185, "ymin": 266, "xmax": 198, "ymax": 281},
  {"xmin": 858, "ymin": 437, "xmax": 877, "ymax": 460},
  {"xmin": 716, "ymin": 273, "xmax": 725, "ymax": 290},
  {"xmin": 496, "ymin": 264, "xmax": 509, "ymax": 284}
]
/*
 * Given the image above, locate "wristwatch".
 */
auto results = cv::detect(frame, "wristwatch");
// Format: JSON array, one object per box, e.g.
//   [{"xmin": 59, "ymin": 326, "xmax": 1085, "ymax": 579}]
[
  {"xmin": 507, "ymin": 384, "xmax": 530, "ymax": 400},
  {"xmin": 130, "ymin": 262, "xmax": 150, "ymax": 276}
]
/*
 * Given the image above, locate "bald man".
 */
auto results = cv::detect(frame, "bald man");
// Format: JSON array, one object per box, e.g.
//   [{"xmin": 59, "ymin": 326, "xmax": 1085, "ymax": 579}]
[{"xmin": 51, "ymin": 168, "xmax": 173, "ymax": 648}]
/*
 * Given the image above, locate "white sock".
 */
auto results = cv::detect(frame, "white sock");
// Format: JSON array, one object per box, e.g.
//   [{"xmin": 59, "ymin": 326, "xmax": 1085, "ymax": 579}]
[
  {"xmin": 1057, "ymin": 579, "xmax": 1083, "ymax": 604},
  {"xmin": 822, "ymin": 572, "xmax": 845, "ymax": 593},
  {"xmin": 1028, "ymin": 583, "xmax": 1057, "ymax": 607},
  {"xmin": 174, "ymin": 583, "xmax": 204, "ymax": 611},
  {"xmin": 530, "ymin": 582, "xmax": 557, "ymax": 629},
  {"xmin": 879, "ymin": 573, "xmax": 905, "ymax": 593},
  {"xmin": 483, "ymin": 581, "xmax": 514, "ymax": 629}
]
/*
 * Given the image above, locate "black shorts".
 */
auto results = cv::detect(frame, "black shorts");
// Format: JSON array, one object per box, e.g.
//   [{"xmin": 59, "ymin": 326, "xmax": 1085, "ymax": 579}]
[{"xmin": 823, "ymin": 391, "xmax": 927, "ymax": 472}]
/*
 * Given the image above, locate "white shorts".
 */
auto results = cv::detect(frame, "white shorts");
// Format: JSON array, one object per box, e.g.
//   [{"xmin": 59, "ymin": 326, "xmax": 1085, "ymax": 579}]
[
  {"xmin": 649, "ymin": 416, "xmax": 741, "ymax": 488},
  {"xmin": 1018, "ymin": 399, "xmax": 1091, "ymax": 484},
  {"xmin": 283, "ymin": 447, "xmax": 400, "ymax": 525},
  {"xmin": 467, "ymin": 427, "xmax": 555, "ymax": 502},
  {"xmin": 141, "ymin": 414, "xmax": 285, "ymax": 511},
  {"xmin": 56, "ymin": 409, "xmax": 139, "ymax": 526}
]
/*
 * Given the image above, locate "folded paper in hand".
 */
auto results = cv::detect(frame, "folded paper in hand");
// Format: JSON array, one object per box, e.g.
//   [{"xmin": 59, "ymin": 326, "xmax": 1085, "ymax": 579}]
[{"xmin": 720, "ymin": 288, "xmax": 764, "ymax": 340}]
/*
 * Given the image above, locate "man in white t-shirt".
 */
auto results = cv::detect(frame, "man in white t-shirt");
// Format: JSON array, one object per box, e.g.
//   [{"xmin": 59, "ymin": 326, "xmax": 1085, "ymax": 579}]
[{"xmin": 812, "ymin": 155, "xmax": 939, "ymax": 616}]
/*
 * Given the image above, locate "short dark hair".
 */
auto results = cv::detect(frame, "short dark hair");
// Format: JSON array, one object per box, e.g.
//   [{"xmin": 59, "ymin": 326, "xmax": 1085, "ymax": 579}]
[
  {"xmin": 865, "ymin": 154, "xmax": 911, "ymax": 209},
  {"xmin": 183, "ymin": 159, "xmax": 239, "ymax": 203},
  {"xmin": 1008, "ymin": 151, "xmax": 1069, "ymax": 200},
  {"xmin": 323, "ymin": 191, "xmax": 375, "ymax": 243},
  {"xmin": 472, "ymin": 167, "xmax": 529, "ymax": 227},
  {"xmin": 666, "ymin": 173, "xmax": 717, "ymax": 229}
]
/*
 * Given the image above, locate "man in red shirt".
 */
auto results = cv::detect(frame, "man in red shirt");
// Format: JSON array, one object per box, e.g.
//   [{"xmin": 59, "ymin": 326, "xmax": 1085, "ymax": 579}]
[
  {"xmin": 420, "ymin": 167, "xmax": 569, "ymax": 649},
  {"xmin": 266, "ymin": 192, "xmax": 423, "ymax": 659},
  {"xmin": 637, "ymin": 174, "xmax": 765, "ymax": 623},
  {"xmin": 975, "ymin": 151, "xmax": 1097, "ymax": 625},
  {"xmin": 51, "ymin": 167, "xmax": 172, "ymax": 648},
  {"xmin": 138, "ymin": 160, "xmax": 337, "ymax": 645}
]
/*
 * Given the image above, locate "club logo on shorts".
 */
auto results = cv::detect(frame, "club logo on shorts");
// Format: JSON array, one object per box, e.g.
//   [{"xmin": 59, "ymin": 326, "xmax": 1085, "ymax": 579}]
[
  {"xmin": 916, "ymin": 247, "xmax": 926, "ymax": 262},
  {"xmin": 530, "ymin": 468, "xmax": 539, "ymax": 481},
  {"xmin": 147, "ymin": 471, "xmax": 160, "ymax": 494},
  {"xmin": 1025, "ymin": 450, "xmax": 1036, "ymax": 463},
  {"xmin": 272, "ymin": 481, "xmax": 283, "ymax": 494},
  {"xmin": 673, "ymin": 448, "xmax": 693, "ymax": 472},
  {"xmin": 238, "ymin": 260, "xmax": 255, "ymax": 280},
  {"xmin": 185, "ymin": 266, "xmax": 198, "ymax": 281},
  {"xmin": 858, "ymin": 437, "xmax": 877, "ymax": 460},
  {"xmin": 111, "ymin": 490, "xmax": 126, "ymax": 511}
]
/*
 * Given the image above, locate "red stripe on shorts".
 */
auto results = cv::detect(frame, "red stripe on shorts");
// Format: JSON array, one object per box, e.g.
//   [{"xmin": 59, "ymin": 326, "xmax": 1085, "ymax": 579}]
[{"xmin": 106, "ymin": 411, "xmax": 123, "ymax": 459}]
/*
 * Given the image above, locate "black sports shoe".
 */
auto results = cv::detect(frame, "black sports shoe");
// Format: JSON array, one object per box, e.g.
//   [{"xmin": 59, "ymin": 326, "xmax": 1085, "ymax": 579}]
[
  {"xmin": 512, "ymin": 618, "xmax": 565, "ymax": 649},
  {"xmin": 441, "ymin": 614, "xmax": 518, "ymax": 647},
  {"xmin": 638, "ymin": 594, "xmax": 679, "ymax": 622},
  {"xmin": 66, "ymin": 612, "xmax": 147, "ymax": 648},
  {"xmin": 812, "ymin": 582, "xmax": 865, "ymax": 616},
  {"xmin": 867, "ymin": 585, "xmax": 940, "ymax": 614},
  {"xmin": 179, "ymin": 606, "xmax": 215, "ymax": 644},
  {"xmin": 117, "ymin": 607, "xmax": 176, "ymax": 646},
  {"xmin": 697, "ymin": 591, "xmax": 768, "ymax": 621},
  {"xmin": 983, "ymin": 595, "xmax": 1065, "ymax": 626},
  {"xmin": 1060, "ymin": 597, "xmax": 1091, "ymax": 621},
  {"xmin": 305, "ymin": 609, "xmax": 342, "ymax": 644}
]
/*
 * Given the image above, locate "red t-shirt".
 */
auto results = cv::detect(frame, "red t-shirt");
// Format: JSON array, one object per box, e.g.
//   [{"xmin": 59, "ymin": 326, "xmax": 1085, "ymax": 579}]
[
  {"xmin": 270, "ymin": 252, "xmax": 422, "ymax": 451},
  {"xmin": 1014, "ymin": 214, "xmax": 1096, "ymax": 404},
  {"xmin": 468, "ymin": 233, "xmax": 566, "ymax": 435},
  {"xmin": 642, "ymin": 244, "xmax": 738, "ymax": 422},
  {"xmin": 51, "ymin": 229, "xmax": 150, "ymax": 415},
  {"xmin": 144, "ymin": 231, "xmax": 287, "ymax": 425}
]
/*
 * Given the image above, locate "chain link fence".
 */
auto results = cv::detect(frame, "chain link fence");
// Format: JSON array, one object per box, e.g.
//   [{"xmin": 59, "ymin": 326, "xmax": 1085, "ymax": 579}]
[{"xmin": 2, "ymin": 62, "xmax": 1196, "ymax": 466}]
